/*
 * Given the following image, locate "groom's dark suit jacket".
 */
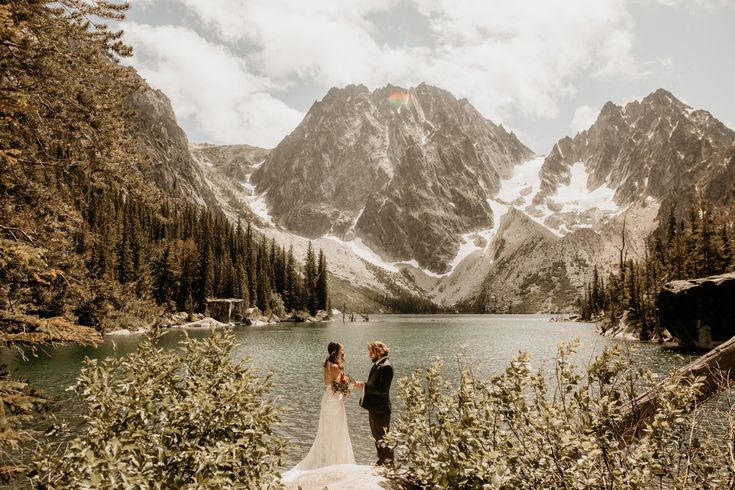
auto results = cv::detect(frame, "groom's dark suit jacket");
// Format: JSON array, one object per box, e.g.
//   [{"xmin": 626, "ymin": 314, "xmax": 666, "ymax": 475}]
[{"xmin": 359, "ymin": 357, "xmax": 393, "ymax": 415}]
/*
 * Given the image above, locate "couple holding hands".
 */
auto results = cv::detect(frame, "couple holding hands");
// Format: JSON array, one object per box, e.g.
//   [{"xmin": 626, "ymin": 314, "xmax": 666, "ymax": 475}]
[{"xmin": 284, "ymin": 340, "xmax": 394, "ymax": 479}]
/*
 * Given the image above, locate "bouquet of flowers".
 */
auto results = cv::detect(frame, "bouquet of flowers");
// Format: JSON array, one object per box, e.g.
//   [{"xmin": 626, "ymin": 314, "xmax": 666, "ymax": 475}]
[{"xmin": 331, "ymin": 372, "xmax": 352, "ymax": 397}]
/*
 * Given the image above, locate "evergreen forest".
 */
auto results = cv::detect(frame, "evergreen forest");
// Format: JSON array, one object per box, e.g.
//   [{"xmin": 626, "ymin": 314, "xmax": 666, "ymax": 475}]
[{"xmin": 579, "ymin": 198, "xmax": 735, "ymax": 338}]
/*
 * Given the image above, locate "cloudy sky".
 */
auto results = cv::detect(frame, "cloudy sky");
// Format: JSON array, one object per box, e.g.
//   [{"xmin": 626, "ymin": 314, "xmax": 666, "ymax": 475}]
[{"xmin": 122, "ymin": 0, "xmax": 735, "ymax": 153}]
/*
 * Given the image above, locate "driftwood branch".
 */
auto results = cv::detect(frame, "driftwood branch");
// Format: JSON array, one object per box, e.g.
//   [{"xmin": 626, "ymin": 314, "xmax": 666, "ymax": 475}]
[
  {"xmin": 0, "ymin": 225, "xmax": 36, "ymax": 247},
  {"xmin": 619, "ymin": 335, "xmax": 735, "ymax": 438}
]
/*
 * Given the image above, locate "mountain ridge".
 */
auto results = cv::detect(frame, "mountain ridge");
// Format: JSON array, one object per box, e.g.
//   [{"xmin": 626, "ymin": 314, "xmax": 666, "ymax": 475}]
[
  {"xmin": 250, "ymin": 82, "xmax": 533, "ymax": 274},
  {"xmin": 184, "ymin": 84, "xmax": 734, "ymax": 312}
]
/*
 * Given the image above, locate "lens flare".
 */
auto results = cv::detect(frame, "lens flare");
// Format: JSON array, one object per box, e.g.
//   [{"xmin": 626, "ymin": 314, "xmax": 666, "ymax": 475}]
[{"xmin": 387, "ymin": 90, "xmax": 410, "ymax": 109}]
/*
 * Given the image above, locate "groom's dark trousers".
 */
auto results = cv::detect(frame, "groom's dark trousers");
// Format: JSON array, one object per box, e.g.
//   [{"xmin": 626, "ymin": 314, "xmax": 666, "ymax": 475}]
[{"xmin": 360, "ymin": 357, "xmax": 394, "ymax": 465}]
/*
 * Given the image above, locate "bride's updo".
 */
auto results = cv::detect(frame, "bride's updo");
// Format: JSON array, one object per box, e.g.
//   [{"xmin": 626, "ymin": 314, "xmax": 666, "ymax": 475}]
[{"xmin": 324, "ymin": 341, "xmax": 344, "ymax": 369}]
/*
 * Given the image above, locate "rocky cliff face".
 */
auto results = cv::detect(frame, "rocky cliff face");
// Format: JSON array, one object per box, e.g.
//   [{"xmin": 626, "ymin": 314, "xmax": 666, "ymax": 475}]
[
  {"xmin": 657, "ymin": 272, "xmax": 735, "ymax": 349},
  {"xmin": 190, "ymin": 144, "xmax": 270, "ymax": 183},
  {"xmin": 535, "ymin": 89, "xmax": 735, "ymax": 222},
  {"xmin": 251, "ymin": 83, "xmax": 533, "ymax": 273},
  {"xmin": 125, "ymin": 81, "xmax": 219, "ymax": 209},
  {"xmin": 418, "ymin": 88, "xmax": 735, "ymax": 311},
  {"xmin": 189, "ymin": 143, "xmax": 272, "ymax": 225},
  {"xmin": 188, "ymin": 86, "xmax": 734, "ymax": 313}
]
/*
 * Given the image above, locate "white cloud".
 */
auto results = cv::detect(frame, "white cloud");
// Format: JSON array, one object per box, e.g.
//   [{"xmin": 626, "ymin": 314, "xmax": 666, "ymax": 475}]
[
  {"xmin": 410, "ymin": 0, "xmax": 639, "ymax": 121},
  {"xmin": 571, "ymin": 104, "xmax": 599, "ymax": 133},
  {"xmin": 124, "ymin": 0, "xmax": 644, "ymax": 146},
  {"xmin": 172, "ymin": 0, "xmax": 409, "ymax": 87},
  {"xmin": 122, "ymin": 22, "xmax": 303, "ymax": 147},
  {"xmin": 656, "ymin": 0, "xmax": 734, "ymax": 11}
]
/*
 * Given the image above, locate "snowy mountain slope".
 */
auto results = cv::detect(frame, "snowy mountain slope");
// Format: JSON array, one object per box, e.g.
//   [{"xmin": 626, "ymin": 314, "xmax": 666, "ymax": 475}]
[
  {"xmin": 251, "ymin": 83, "xmax": 533, "ymax": 274},
  {"xmin": 537, "ymin": 89, "xmax": 735, "ymax": 217},
  {"xmin": 189, "ymin": 144, "xmax": 429, "ymax": 310},
  {"xmin": 185, "ymin": 86, "xmax": 733, "ymax": 313}
]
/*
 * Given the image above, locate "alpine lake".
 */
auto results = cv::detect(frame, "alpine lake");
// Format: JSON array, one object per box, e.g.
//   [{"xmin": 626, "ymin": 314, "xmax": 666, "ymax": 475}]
[{"xmin": 0, "ymin": 314, "xmax": 700, "ymax": 467}]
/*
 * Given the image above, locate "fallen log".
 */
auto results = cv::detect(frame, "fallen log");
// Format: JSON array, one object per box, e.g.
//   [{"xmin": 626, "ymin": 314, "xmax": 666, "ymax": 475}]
[{"xmin": 619, "ymin": 334, "xmax": 735, "ymax": 438}]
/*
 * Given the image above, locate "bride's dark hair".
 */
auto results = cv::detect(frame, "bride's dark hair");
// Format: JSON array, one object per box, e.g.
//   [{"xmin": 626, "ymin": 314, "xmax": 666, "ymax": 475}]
[{"xmin": 324, "ymin": 341, "xmax": 344, "ymax": 369}]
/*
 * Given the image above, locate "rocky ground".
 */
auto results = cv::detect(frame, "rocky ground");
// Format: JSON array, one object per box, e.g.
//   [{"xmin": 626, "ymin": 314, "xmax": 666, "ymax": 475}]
[{"xmin": 105, "ymin": 308, "xmax": 332, "ymax": 336}]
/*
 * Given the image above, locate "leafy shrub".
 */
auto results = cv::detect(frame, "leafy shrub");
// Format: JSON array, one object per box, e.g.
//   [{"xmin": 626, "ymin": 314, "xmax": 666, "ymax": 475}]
[
  {"xmin": 384, "ymin": 341, "xmax": 733, "ymax": 489},
  {"xmin": 0, "ymin": 366, "xmax": 51, "ymax": 484},
  {"xmin": 30, "ymin": 331, "xmax": 287, "ymax": 488}
]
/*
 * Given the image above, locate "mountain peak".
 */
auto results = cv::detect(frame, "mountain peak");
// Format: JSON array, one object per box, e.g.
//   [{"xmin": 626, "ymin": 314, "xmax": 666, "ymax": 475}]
[
  {"xmin": 599, "ymin": 100, "xmax": 622, "ymax": 117},
  {"xmin": 251, "ymin": 83, "xmax": 533, "ymax": 273},
  {"xmin": 640, "ymin": 88, "xmax": 687, "ymax": 110}
]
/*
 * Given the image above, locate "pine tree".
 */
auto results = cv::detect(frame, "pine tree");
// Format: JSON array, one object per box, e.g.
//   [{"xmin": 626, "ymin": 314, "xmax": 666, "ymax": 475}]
[
  {"xmin": 246, "ymin": 222, "xmax": 257, "ymax": 307},
  {"xmin": 153, "ymin": 244, "xmax": 175, "ymax": 306},
  {"xmin": 721, "ymin": 224, "xmax": 732, "ymax": 273},
  {"xmin": 284, "ymin": 245, "xmax": 296, "ymax": 311},
  {"xmin": 316, "ymin": 249, "xmax": 329, "ymax": 312},
  {"xmin": 240, "ymin": 265, "xmax": 250, "ymax": 306},
  {"xmin": 256, "ymin": 248, "xmax": 268, "ymax": 312},
  {"xmin": 304, "ymin": 242, "xmax": 317, "ymax": 314},
  {"xmin": 201, "ymin": 241, "xmax": 214, "ymax": 308}
]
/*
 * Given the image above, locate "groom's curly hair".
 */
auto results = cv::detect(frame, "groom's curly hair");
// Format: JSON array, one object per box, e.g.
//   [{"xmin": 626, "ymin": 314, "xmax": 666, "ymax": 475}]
[{"xmin": 368, "ymin": 341, "xmax": 390, "ymax": 358}]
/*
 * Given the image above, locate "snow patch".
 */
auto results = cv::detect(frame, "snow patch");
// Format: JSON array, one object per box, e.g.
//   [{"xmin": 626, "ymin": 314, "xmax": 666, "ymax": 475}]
[
  {"xmin": 240, "ymin": 164, "xmax": 276, "ymax": 227},
  {"xmin": 495, "ymin": 156, "xmax": 545, "ymax": 204},
  {"xmin": 490, "ymin": 156, "xmax": 619, "ymax": 237},
  {"xmin": 448, "ymin": 232, "xmax": 487, "ymax": 270},
  {"xmin": 490, "ymin": 156, "xmax": 559, "ymax": 234},
  {"xmin": 394, "ymin": 259, "xmax": 445, "ymax": 278},
  {"xmin": 324, "ymin": 235, "xmax": 399, "ymax": 273},
  {"xmin": 553, "ymin": 163, "xmax": 618, "ymax": 213},
  {"xmin": 248, "ymin": 194, "xmax": 275, "ymax": 226}
]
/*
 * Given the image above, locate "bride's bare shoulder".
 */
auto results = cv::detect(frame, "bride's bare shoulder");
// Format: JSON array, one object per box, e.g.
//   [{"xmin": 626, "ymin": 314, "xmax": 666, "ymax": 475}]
[{"xmin": 325, "ymin": 362, "xmax": 341, "ymax": 376}]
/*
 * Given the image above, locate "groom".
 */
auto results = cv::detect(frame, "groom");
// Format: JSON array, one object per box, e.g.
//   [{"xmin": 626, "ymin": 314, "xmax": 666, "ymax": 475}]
[{"xmin": 353, "ymin": 341, "xmax": 394, "ymax": 466}]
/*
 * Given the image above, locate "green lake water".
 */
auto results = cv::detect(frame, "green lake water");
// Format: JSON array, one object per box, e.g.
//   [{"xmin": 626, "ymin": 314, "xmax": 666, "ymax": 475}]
[{"xmin": 0, "ymin": 314, "xmax": 698, "ymax": 467}]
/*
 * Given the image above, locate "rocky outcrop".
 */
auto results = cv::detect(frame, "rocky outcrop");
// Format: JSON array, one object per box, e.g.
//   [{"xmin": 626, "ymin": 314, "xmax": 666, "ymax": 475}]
[
  {"xmin": 207, "ymin": 298, "xmax": 246, "ymax": 324},
  {"xmin": 657, "ymin": 272, "xmax": 735, "ymax": 349},
  {"xmin": 190, "ymin": 144, "xmax": 270, "ymax": 183},
  {"xmin": 125, "ymin": 80, "xmax": 220, "ymax": 209},
  {"xmin": 597, "ymin": 310, "xmax": 643, "ymax": 341},
  {"xmin": 175, "ymin": 317, "xmax": 230, "ymax": 329},
  {"xmin": 537, "ymin": 89, "xmax": 735, "ymax": 216},
  {"xmin": 251, "ymin": 83, "xmax": 533, "ymax": 273}
]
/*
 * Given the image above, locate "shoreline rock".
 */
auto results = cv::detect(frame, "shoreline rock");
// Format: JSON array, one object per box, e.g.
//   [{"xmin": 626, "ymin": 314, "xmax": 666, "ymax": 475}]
[
  {"xmin": 595, "ymin": 310, "xmax": 674, "ymax": 344},
  {"xmin": 597, "ymin": 310, "xmax": 640, "ymax": 341},
  {"xmin": 104, "ymin": 308, "xmax": 332, "ymax": 337},
  {"xmin": 657, "ymin": 272, "xmax": 735, "ymax": 349}
]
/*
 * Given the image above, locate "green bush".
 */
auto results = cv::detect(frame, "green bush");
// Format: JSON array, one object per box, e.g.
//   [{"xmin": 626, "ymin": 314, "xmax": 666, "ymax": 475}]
[
  {"xmin": 384, "ymin": 341, "xmax": 733, "ymax": 489},
  {"xmin": 30, "ymin": 331, "xmax": 286, "ymax": 488}
]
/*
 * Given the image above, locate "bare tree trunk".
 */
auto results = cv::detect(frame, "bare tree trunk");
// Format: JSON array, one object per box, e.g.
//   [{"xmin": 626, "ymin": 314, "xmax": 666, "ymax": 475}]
[{"xmin": 619, "ymin": 335, "xmax": 735, "ymax": 438}]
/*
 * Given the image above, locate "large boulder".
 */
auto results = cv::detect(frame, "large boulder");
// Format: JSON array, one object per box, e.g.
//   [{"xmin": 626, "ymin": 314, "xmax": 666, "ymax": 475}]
[
  {"xmin": 656, "ymin": 272, "xmax": 735, "ymax": 349},
  {"xmin": 206, "ymin": 298, "xmax": 246, "ymax": 324}
]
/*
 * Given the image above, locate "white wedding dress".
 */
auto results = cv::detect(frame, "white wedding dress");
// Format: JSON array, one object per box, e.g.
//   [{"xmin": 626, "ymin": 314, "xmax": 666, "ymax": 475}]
[{"xmin": 283, "ymin": 377, "xmax": 355, "ymax": 481}]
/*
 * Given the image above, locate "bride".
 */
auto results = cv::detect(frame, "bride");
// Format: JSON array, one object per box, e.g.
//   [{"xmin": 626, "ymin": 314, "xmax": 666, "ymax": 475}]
[{"xmin": 284, "ymin": 341, "xmax": 355, "ymax": 479}]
